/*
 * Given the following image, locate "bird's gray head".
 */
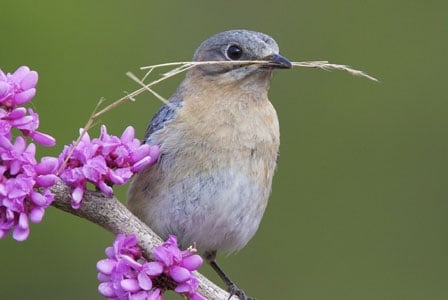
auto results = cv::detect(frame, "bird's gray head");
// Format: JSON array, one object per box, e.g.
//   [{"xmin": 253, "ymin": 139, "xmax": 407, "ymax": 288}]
[{"xmin": 189, "ymin": 30, "xmax": 291, "ymax": 84}]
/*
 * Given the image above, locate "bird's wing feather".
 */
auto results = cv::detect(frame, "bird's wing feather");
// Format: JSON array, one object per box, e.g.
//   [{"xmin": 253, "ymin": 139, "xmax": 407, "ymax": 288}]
[{"xmin": 144, "ymin": 98, "xmax": 183, "ymax": 144}]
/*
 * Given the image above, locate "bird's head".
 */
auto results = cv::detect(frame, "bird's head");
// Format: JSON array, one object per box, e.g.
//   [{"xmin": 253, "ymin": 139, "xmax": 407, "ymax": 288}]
[{"xmin": 187, "ymin": 30, "xmax": 291, "ymax": 89}]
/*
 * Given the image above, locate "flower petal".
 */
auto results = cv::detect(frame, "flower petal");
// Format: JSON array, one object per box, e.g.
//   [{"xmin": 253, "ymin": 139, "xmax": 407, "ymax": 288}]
[
  {"xmin": 12, "ymin": 213, "xmax": 29, "ymax": 241},
  {"xmin": 137, "ymin": 271, "xmax": 153, "ymax": 290},
  {"xmin": 98, "ymin": 282, "xmax": 116, "ymax": 297},
  {"xmin": 0, "ymin": 81, "xmax": 10, "ymax": 100},
  {"xmin": 12, "ymin": 66, "xmax": 31, "ymax": 81},
  {"xmin": 20, "ymin": 70, "xmax": 38, "ymax": 90},
  {"xmin": 13, "ymin": 88, "xmax": 36, "ymax": 105},
  {"xmin": 35, "ymin": 157, "xmax": 59, "ymax": 174},
  {"xmin": 130, "ymin": 291, "xmax": 149, "ymax": 300},
  {"xmin": 29, "ymin": 207, "xmax": 45, "ymax": 223},
  {"xmin": 30, "ymin": 131, "xmax": 56, "ymax": 147},
  {"xmin": 120, "ymin": 278, "xmax": 140, "ymax": 292},
  {"xmin": 131, "ymin": 157, "xmax": 153, "ymax": 173},
  {"xmin": 169, "ymin": 266, "xmax": 190, "ymax": 283},
  {"xmin": 181, "ymin": 254, "xmax": 203, "ymax": 271},
  {"xmin": 71, "ymin": 186, "xmax": 84, "ymax": 209},
  {"xmin": 147, "ymin": 289, "xmax": 161, "ymax": 300},
  {"xmin": 35, "ymin": 174, "xmax": 58, "ymax": 188},
  {"xmin": 97, "ymin": 258, "xmax": 116, "ymax": 275},
  {"xmin": 142, "ymin": 261, "xmax": 163, "ymax": 276},
  {"xmin": 120, "ymin": 126, "xmax": 135, "ymax": 143}
]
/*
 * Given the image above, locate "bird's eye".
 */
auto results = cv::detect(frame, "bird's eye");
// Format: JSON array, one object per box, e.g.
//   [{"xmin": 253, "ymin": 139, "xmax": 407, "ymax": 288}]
[{"xmin": 226, "ymin": 44, "xmax": 243, "ymax": 60}]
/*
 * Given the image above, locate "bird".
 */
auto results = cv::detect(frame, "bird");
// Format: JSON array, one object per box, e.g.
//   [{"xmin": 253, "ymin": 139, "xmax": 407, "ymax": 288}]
[{"xmin": 127, "ymin": 29, "xmax": 291, "ymax": 300}]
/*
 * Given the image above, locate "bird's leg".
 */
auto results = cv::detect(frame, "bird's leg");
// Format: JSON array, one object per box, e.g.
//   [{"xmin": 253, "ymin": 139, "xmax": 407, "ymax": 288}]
[{"xmin": 206, "ymin": 251, "xmax": 256, "ymax": 300}]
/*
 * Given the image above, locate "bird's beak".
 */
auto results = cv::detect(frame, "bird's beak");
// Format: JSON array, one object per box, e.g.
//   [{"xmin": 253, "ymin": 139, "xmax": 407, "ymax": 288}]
[{"xmin": 263, "ymin": 54, "xmax": 292, "ymax": 69}]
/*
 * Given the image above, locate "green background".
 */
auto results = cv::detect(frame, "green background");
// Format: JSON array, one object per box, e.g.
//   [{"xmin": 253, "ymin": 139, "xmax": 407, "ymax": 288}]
[{"xmin": 1, "ymin": 0, "xmax": 447, "ymax": 299}]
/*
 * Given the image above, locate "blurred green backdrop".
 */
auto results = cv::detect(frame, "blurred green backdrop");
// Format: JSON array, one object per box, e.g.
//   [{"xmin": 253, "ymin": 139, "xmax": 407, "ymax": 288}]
[{"xmin": 1, "ymin": 0, "xmax": 447, "ymax": 299}]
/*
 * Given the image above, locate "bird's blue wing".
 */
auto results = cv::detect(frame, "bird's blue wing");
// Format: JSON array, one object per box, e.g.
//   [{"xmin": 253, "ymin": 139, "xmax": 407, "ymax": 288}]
[{"xmin": 144, "ymin": 98, "xmax": 183, "ymax": 144}]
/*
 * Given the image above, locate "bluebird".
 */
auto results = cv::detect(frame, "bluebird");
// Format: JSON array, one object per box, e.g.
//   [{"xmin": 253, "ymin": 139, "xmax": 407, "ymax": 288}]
[{"xmin": 127, "ymin": 29, "xmax": 291, "ymax": 299}]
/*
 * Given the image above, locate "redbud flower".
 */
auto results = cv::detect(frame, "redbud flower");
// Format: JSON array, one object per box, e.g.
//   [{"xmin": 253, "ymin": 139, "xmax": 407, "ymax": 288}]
[
  {"xmin": 0, "ymin": 66, "xmax": 58, "ymax": 241},
  {"xmin": 97, "ymin": 234, "xmax": 204, "ymax": 300},
  {"xmin": 0, "ymin": 66, "xmax": 55, "ymax": 146},
  {"xmin": 58, "ymin": 125, "xmax": 159, "ymax": 209},
  {"xmin": 97, "ymin": 234, "xmax": 163, "ymax": 300},
  {"xmin": 153, "ymin": 235, "xmax": 205, "ymax": 300},
  {"xmin": 0, "ymin": 66, "xmax": 38, "ymax": 108},
  {"xmin": 0, "ymin": 136, "xmax": 59, "ymax": 241}
]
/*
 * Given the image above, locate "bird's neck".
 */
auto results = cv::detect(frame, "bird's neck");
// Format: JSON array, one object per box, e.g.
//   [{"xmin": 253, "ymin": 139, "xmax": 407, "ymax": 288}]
[{"xmin": 181, "ymin": 71, "xmax": 272, "ymax": 102}]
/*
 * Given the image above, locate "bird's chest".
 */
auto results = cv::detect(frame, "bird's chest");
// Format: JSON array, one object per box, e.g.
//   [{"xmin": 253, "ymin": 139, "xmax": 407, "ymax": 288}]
[{"xmin": 157, "ymin": 96, "xmax": 280, "ymax": 184}]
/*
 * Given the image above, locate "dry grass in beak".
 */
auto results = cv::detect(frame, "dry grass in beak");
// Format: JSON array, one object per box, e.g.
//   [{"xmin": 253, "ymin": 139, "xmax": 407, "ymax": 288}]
[{"xmin": 69, "ymin": 58, "xmax": 377, "ymax": 162}]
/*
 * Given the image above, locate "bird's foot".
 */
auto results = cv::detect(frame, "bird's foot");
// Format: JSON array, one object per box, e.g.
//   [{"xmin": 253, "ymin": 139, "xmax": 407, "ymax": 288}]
[
  {"xmin": 227, "ymin": 282, "xmax": 256, "ymax": 300},
  {"xmin": 206, "ymin": 253, "xmax": 257, "ymax": 300}
]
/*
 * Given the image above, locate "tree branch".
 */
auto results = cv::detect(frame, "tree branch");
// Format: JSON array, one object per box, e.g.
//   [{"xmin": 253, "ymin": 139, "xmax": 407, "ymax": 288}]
[{"xmin": 50, "ymin": 180, "xmax": 237, "ymax": 300}]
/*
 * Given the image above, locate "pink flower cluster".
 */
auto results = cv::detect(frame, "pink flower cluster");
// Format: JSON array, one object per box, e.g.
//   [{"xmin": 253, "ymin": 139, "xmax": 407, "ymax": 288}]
[
  {"xmin": 58, "ymin": 125, "xmax": 159, "ymax": 209},
  {"xmin": 0, "ymin": 66, "xmax": 59, "ymax": 241},
  {"xmin": 0, "ymin": 66, "xmax": 56, "ymax": 146},
  {"xmin": 97, "ymin": 234, "xmax": 205, "ymax": 300},
  {"xmin": 1, "ymin": 66, "xmax": 159, "ymax": 241}
]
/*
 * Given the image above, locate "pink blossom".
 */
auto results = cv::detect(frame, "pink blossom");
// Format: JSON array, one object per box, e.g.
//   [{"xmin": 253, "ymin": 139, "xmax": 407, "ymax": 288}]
[
  {"xmin": 59, "ymin": 125, "xmax": 159, "ymax": 209},
  {"xmin": 0, "ymin": 137, "xmax": 59, "ymax": 241},
  {"xmin": 0, "ymin": 66, "xmax": 58, "ymax": 241},
  {"xmin": 97, "ymin": 234, "xmax": 204, "ymax": 300},
  {"xmin": 0, "ymin": 66, "xmax": 38, "ymax": 108}
]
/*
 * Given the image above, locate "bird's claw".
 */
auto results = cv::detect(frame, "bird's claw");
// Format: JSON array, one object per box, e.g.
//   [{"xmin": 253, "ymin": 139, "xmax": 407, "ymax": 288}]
[{"xmin": 227, "ymin": 283, "xmax": 256, "ymax": 300}]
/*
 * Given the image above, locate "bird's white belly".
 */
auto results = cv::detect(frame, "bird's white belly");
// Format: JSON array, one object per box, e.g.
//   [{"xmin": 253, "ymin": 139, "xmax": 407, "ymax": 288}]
[{"xmin": 146, "ymin": 169, "xmax": 267, "ymax": 254}]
